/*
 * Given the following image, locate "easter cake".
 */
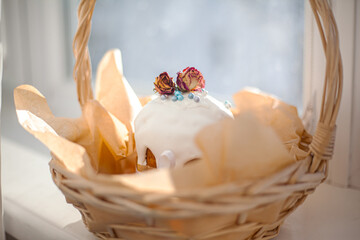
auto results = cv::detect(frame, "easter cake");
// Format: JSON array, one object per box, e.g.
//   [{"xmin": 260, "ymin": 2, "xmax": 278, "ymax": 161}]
[{"xmin": 135, "ymin": 67, "xmax": 233, "ymax": 170}]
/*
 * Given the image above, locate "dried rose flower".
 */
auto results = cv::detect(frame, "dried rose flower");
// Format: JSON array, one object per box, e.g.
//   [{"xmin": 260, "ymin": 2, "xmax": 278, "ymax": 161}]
[
  {"xmin": 176, "ymin": 67, "xmax": 205, "ymax": 92},
  {"xmin": 154, "ymin": 72, "xmax": 175, "ymax": 95}
]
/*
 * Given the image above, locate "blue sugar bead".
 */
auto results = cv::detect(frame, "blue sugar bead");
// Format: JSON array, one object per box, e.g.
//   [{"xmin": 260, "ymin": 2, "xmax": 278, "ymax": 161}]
[
  {"xmin": 224, "ymin": 100, "xmax": 232, "ymax": 107},
  {"xmin": 188, "ymin": 92, "xmax": 194, "ymax": 99},
  {"xmin": 177, "ymin": 95, "xmax": 184, "ymax": 101},
  {"xmin": 161, "ymin": 95, "xmax": 167, "ymax": 100},
  {"xmin": 194, "ymin": 95, "xmax": 200, "ymax": 103},
  {"xmin": 172, "ymin": 95, "xmax": 178, "ymax": 102},
  {"xmin": 224, "ymin": 100, "xmax": 231, "ymax": 106},
  {"xmin": 174, "ymin": 90, "xmax": 181, "ymax": 96},
  {"xmin": 201, "ymin": 88, "xmax": 208, "ymax": 94}
]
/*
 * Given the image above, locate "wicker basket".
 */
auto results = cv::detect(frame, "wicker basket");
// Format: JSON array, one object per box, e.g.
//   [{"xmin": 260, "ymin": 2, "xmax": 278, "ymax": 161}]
[{"xmin": 50, "ymin": 0, "xmax": 342, "ymax": 239}]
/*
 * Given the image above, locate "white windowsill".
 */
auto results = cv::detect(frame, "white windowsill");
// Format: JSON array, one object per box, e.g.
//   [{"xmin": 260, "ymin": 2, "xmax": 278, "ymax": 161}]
[
  {"xmin": 2, "ymin": 137, "xmax": 360, "ymax": 240},
  {"xmin": 2, "ymin": 137, "xmax": 96, "ymax": 240}
]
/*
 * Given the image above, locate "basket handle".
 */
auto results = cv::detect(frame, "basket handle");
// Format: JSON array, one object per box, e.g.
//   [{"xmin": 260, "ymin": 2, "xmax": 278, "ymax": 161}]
[
  {"xmin": 73, "ymin": 0, "xmax": 96, "ymax": 108},
  {"xmin": 72, "ymin": 0, "xmax": 342, "ymax": 173},
  {"xmin": 308, "ymin": 0, "xmax": 343, "ymax": 173}
]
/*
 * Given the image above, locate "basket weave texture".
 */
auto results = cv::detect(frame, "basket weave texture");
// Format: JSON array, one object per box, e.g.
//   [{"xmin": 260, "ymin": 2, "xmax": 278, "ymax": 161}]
[{"xmin": 50, "ymin": 0, "xmax": 342, "ymax": 239}]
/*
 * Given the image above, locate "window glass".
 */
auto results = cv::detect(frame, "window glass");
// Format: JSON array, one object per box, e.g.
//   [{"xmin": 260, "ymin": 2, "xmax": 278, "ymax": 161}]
[
  {"xmin": 89, "ymin": 0, "xmax": 304, "ymax": 108},
  {"xmin": 1, "ymin": 0, "xmax": 304, "ymax": 151}
]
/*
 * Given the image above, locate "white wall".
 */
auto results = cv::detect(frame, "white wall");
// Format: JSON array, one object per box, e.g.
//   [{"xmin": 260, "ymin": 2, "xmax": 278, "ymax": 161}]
[{"xmin": 349, "ymin": 0, "xmax": 360, "ymax": 189}]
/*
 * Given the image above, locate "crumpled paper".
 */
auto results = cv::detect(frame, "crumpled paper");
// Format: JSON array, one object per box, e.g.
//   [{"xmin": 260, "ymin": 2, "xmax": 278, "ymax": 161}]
[
  {"xmin": 196, "ymin": 112, "xmax": 295, "ymax": 184},
  {"xmin": 15, "ymin": 49, "xmax": 140, "ymax": 175},
  {"xmin": 233, "ymin": 88, "xmax": 308, "ymax": 160},
  {"xmin": 15, "ymin": 49, "xmax": 307, "ymax": 192}
]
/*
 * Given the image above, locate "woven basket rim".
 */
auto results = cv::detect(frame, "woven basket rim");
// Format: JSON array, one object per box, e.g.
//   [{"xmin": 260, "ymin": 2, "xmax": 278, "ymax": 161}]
[{"xmin": 50, "ymin": 152, "xmax": 320, "ymax": 215}]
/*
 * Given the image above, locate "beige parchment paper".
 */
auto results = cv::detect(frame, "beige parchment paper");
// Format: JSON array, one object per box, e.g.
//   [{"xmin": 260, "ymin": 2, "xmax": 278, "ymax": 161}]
[{"xmin": 15, "ymin": 49, "xmax": 307, "ymax": 193}]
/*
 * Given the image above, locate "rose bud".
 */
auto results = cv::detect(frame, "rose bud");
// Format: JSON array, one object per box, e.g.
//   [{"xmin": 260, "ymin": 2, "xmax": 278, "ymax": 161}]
[
  {"xmin": 154, "ymin": 72, "xmax": 175, "ymax": 95},
  {"xmin": 176, "ymin": 67, "xmax": 205, "ymax": 92}
]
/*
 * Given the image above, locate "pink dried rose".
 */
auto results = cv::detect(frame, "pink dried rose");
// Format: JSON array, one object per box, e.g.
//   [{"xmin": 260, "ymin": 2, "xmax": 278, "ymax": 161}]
[
  {"xmin": 176, "ymin": 67, "xmax": 205, "ymax": 92},
  {"xmin": 154, "ymin": 72, "xmax": 175, "ymax": 95}
]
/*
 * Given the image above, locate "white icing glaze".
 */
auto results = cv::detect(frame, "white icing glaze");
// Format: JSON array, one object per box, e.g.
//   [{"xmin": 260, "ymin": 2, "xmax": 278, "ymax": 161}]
[
  {"xmin": 134, "ymin": 92, "xmax": 233, "ymax": 168},
  {"xmin": 158, "ymin": 150, "xmax": 176, "ymax": 168}
]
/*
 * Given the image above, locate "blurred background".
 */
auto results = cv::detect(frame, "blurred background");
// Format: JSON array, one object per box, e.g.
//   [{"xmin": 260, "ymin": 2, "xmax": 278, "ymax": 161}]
[
  {"xmin": 1, "ymin": 0, "xmax": 304, "ymax": 153},
  {"xmin": 1, "ymin": 1, "xmax": 360, "ymax": 239}
]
